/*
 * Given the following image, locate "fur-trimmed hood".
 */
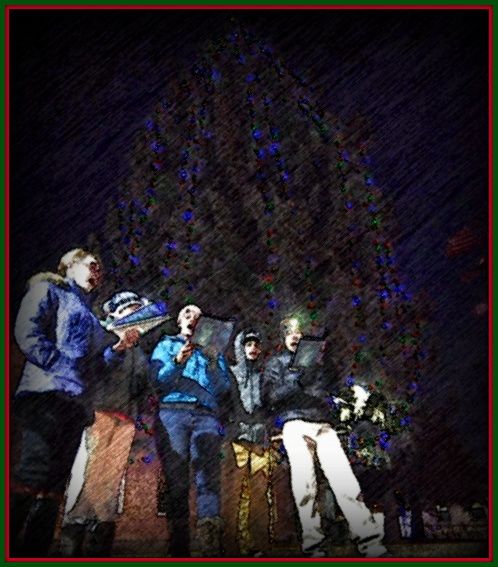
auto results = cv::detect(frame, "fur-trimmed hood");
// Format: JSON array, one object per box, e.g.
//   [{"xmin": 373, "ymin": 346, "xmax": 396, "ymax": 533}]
[
  {"xmin": 28, "ymin": 271, "xmax": 69, "ymax": 290},
  {"xmin": 14, "ymin": 269, "xmax": 107, "ymax": 399}
]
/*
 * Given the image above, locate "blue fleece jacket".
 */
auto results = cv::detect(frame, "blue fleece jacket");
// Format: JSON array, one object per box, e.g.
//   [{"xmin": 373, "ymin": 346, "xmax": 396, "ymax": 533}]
[{"xmin": 150, "ymin": 334, "xmax": 231, "ymax": 412}]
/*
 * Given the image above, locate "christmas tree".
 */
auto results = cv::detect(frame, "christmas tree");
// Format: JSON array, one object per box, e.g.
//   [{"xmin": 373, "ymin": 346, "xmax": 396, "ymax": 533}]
[{"xmin": 103, "ymin": 21, "xmax": 428, "ymax": 468}]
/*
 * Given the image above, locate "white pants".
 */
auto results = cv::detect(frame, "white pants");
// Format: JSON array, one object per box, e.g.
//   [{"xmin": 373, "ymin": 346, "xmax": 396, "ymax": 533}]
[
  {"xmin": 282, "ymin": 419, "xmax": 387, "ymax": 556},
  {"xmin": 64, "ymin": 428, "xmax": 90, "ymax": 520}
]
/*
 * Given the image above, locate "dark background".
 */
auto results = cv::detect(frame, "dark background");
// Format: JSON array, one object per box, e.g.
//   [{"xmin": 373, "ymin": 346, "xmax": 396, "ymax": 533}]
[{"xmin": 9, "ymin": 9, "xmax": 489, "ymax": 506}]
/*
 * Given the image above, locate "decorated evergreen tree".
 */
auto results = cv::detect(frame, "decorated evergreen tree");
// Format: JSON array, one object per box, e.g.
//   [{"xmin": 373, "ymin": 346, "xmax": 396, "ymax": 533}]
[{"xmin": 103, "ymin": 21, "xmax": 429, "ymax": 468}]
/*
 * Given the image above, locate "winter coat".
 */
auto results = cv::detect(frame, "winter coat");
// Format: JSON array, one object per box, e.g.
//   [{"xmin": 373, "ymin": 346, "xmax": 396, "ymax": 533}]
[
  {"xmin": 14, "ymin": 273, "xmax": 113, "ymax": 399},
  {"xmin": 93, "ymin": 345, "xmax": 152, "ymax": 419},
  {"xmin": 150, "ymin": 334, "xmax": 231, "ymax": 413},
  {"xmin": 228, "ymin": 330, "xmax": 266, "ymax": 445},
  {"xmin": 263, "ymin": 350, "xmax": 337, "ymax": 428}
]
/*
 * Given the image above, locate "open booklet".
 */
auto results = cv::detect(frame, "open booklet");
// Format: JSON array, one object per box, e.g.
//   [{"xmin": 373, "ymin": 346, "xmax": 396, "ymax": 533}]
[
  {"xmin": 191, "ymin": 314, "xmax": 235, "ymax": 353},
  {"xmin": 102, "ymin": 302, "xmax": 171, "ymax": 335},
  {"xmin": 290, "ymin": 336, "xmax": 327, "ymax": 369}
]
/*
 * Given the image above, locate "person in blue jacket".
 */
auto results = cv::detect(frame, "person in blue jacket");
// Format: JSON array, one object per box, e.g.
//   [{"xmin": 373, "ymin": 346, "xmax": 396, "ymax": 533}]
[
  {"xmin": 10, "ymin": 248, "xmax": 139, "ymax": 557},
  {"xmin": 150, "ymin": 304, "xmax": 231, "ymax": 557}
]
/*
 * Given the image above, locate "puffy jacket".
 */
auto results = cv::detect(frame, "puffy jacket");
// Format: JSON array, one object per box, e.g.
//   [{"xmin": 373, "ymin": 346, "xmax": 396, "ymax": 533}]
[
  {"xmin": 14, "ymin": 273, "xmax": 113, "ymax": 398},
  {"xmin": 263, "ymin": 350, "xmax": 337, "ymax": 427},
  {"xmin": 150, "ymin": 334, "xmax": 231, "ymax": 413},
  {"xmin": 93, "ymin": 346, "xmax": 152, "ymax": 419}
]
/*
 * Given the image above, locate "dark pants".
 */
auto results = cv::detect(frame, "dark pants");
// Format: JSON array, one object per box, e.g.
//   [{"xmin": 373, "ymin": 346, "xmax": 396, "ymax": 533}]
[
  {"xmin": 154, "ymin": 407, "xmax": 223, "ymax": 556},
  {"xmin": 10, "ymin": 391, "xmax": 92, "ymax": 557}
]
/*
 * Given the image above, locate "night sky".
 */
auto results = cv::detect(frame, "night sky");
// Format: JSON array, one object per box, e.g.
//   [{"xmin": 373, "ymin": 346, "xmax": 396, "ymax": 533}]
[{"xmin": 9, "ymin": 8, "xmax": 489, "ymax": 504}]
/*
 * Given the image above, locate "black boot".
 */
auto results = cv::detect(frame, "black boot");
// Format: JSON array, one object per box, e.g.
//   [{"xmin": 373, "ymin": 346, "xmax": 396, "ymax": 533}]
[
  {"xmin": 166, "ymin": 516, "xmax": 190, "ymax": 557},
  {"xmin": 21, "ymin": 497, "xmax": 60, "ymax": 557},
  {"xmin": 168, "ymin": 533, "xmax": 190, "ymax": 558},
  {"xmin": 59, "ymin": 523, "xmax": 87, "ymax": 557},
  {"xmin": 85, "ymin": 521, "xmax": 116, "ymax": 557},
  {"xmin": 9, "ymin": 492, "xmax": 35, "ymax": 556}
]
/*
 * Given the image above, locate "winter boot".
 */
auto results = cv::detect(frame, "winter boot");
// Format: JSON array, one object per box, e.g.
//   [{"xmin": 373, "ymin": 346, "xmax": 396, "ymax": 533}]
[
  {"xmin": 58, "ymin": 523, "xmax": 87, "ymax": 557},
  {"xmin": 168, "ymin": 531, "xmax": 191, "ymax": 558},
  {"xmin": 196, "ymin": 517, "xmax": 224, "ymax": 557},
  {"xmin": 21, "ymin": 497, "xmax": 60, "ymax": 557},
  {"xmin": 9, "ymin": 492, "xmax": 34, "ymax": 556},
  {"xmin": 85, "ymin": 521, "xmax": 116, "ymax": 557},
  {"xmin": 356, "ymin": 534, "xmax": 388, "ymax": 558}
]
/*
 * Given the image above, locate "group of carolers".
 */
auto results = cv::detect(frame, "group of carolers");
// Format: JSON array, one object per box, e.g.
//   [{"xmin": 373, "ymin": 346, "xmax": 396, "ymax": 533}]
[{"xmin": 10, "ymin": 247, "xmax": 389, "ymax": 559}]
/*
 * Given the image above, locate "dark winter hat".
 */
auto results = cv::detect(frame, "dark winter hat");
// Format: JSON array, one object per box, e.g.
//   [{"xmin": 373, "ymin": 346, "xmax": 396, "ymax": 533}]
[
  {"xmin": 103, "ymin": 291, "xmax": 148, "ymax": 316},
  {"xmin": 242, "ymin": 329, "xmax": 262, "ymax": 345}
]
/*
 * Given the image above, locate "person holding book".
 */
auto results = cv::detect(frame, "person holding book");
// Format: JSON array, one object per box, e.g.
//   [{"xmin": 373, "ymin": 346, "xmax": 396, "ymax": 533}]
[
  {"xmin": 60, "ymin": 290, "xmax": 153, "ymax": 557},
  {"xmin": 263, "ymin": 317, "xmax": 388, "ymax": 558},
  {"xmin": 10, "ymin": 248, "xmax": 137, "ymax": 557},
  {"xmin": 150, "ymin": 305, "xmax": 232, "ymax": 557}
]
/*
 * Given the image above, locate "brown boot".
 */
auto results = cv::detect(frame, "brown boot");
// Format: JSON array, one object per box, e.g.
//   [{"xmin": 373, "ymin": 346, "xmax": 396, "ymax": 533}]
[{"xmin": 196, "ymin": 517, "xmax": 224, "ymax": 557}]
